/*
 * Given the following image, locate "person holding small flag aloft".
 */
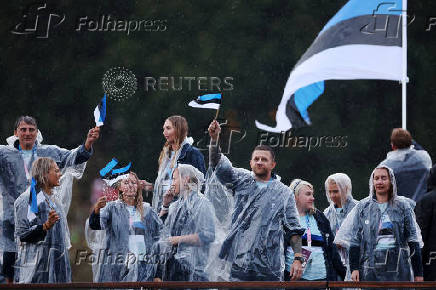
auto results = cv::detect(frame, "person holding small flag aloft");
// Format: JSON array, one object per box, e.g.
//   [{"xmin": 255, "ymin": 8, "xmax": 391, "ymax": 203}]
[{"xmin": 0, "ymin": 115, "xmax": 100, "ymax": 283}]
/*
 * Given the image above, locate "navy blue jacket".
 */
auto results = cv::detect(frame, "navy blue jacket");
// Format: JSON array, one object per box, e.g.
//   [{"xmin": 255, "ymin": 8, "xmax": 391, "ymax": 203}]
[
  {"xmin": 177, "ymin": 143, "xmax": 206, "ymax": 175},
  {"xmin": 285, "ymin": 209, "xmax": 346, "ymax": 281}
]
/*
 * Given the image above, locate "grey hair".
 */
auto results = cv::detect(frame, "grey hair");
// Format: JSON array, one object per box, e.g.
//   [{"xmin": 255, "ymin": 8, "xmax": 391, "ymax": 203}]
[
  {"xmin": 14, "ymin": 116, "xmax": 37, "ymax": 130},
  {"xmin": 31, "ymin": 157, "xmax": 56, "ymax": 187}
]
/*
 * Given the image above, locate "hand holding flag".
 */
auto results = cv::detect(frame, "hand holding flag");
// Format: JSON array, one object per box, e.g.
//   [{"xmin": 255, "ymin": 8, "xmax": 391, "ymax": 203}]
[{"xmin": 94, "ymin": 94, "xmax": 107, "ymax": 127}]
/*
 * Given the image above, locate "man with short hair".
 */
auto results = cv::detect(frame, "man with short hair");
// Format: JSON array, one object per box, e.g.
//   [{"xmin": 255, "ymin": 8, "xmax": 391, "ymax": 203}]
[
  {"xmin": 379, "ymin": 128, "xmax": 432, "ymax": 202},
  {"xmin": 208, "ymin": 120, "xmax": 304, "ymax": 281},
  {"xmin": 349, "ymin": 166, "xmax": 423, "ymax": 283},
  {"xmin": 0, "ymin": 115, "xmax": 99, "ymax": 282}
]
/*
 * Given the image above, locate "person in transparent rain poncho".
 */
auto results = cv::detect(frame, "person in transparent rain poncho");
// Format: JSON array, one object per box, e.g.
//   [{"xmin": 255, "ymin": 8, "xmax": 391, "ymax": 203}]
[
  {"xmin": 89, "ymin": 171, "xmax": 163, "ymax": 282},
  {"xmin": 157, "ymin": 164, "xmax": 215, "ymax": 282},
  {"xmin": 0, "ymin": 116, "xmax": 98, "ymax": 283},
  {"xmin": 379, "ymin": 128, "xmax": 432, "ymax": 202},
  {"xmin": 207, "ymin": 120, "xmax": 305, "ymax": 282},
  {"xmin": 323, "ymin": 173, "xmax": 358, "ymax": 280},
  {"xmin": 14, "ymin": 157, "xmax": 73, "ymax": 283},
  {"xmin": 152, "ymin": 115, "xmax": 206, "ymax": 215},
  {"xmin": 284, "ymin": 179, "xmax": 346, "ymax": 283},
  {"xmin": 337, "ymin": 166, "xmax": 424, "ymax": 284},
  {"xmin": 202, "ymin": 158, "xmax": 235, "ymax": 281}
]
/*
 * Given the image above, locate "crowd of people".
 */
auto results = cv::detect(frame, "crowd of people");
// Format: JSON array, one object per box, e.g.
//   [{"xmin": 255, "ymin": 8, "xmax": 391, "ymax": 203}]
[{"xmin": 0, "ymin": 115, "xmax": 435, "ymax": 286}]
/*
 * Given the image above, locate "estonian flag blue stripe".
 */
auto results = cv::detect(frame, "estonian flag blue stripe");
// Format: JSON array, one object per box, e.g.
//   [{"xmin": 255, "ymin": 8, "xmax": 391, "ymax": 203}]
[
  {"xmin": 100, "ymin": 158, "xmax": 119, "ymax": 177},
  {"xmin": 198, "ymin": 94, "xmax": 222, "ymax": 101},
  {"xmin": 99, "ymin": 94, "xmax": 107, "ymax": 122},
  {"xmin": 322, "ymin": 0, "xmax": 402, "ymax": 33},
  {"xmin": 111, "ymin": 162, "xmax": 131, "ymax": 174},
  {"xmin": 294, "ymin": 82, "xmax": 325, "ymax": 124},
  {"xmin": 30, "ymin": 178, "xmax": 38, "ymax": 214},
  {"xmin": 297, "ymin": 15, "xmax": 402, "ymax": 67}
]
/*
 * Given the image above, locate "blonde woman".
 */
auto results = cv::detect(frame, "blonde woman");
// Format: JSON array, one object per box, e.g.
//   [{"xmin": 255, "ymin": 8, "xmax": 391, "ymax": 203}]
[
  {"xmin": 14, "ymin": 157, "xmax": 71, "ymax": 283},
  {"xmin": 284, "ymin": 179, "xmax": 346, "ymax": 283}
]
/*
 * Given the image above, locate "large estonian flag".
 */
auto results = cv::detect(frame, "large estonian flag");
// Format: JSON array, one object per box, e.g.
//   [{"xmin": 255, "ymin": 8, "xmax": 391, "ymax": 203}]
[
  {"xmin": 94, "ymin": 94, "xmax": 107, "ymax": 127},
  {"xmin": 256, "ymin": 0, "xmax": 406, "ymax": 132},
  {"xmin": 189, "ymin": 94, "xmax": 222, "ymax": 110}
]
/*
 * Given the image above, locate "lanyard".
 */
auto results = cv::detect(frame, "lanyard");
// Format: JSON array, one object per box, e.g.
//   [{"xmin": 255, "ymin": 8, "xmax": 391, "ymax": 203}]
[
  {"xmin": 42, "ymin": 191, "xmax": 56, "ymax": 210},
  {"xmin": 306, "ymin": 215, "xmax": 312, "ymax": 248},
  {"xmin": 18, "ymin": 144, "xmax": 37, "ymax": 181}
]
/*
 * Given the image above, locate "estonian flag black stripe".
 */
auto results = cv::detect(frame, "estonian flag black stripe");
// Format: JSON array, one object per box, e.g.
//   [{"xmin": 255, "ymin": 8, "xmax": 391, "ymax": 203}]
[
  {"xmin": 196, "ymin": 99, "xmax": 221, "ymax": 105},
  {"xmin": 297, "ymin": 14, "xmax": 402, "ymax": 67}
]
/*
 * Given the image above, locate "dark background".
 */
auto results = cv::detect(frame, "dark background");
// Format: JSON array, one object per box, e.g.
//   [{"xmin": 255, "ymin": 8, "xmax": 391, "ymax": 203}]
[{"xmin": 1, "ymin": 0, "xmax": 435, "ymax": 281}]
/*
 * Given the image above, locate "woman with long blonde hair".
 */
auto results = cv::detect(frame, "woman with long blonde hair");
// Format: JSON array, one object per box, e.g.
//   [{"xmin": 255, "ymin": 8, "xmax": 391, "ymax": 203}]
[
  {"xmin": 152, "ymin": 115, "xmax": 205, "ymax": 214},
  {"xmin": 90, "ymin": 169, "xmax": 162, "ymax": 282}
]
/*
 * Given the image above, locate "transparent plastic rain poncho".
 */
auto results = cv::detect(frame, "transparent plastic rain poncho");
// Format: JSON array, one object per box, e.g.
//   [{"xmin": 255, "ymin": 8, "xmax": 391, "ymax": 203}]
[
  {"xmin": 0, "ymin": 133, "xmax": 91, "ymax": 253},
  {"xmin": 14, "ymin": 190, "xmax": 69, "ymax": 283},
  {"xmin": 91, "ymin": 200, "xmax": 162, "ymax": 282},
  {"xmin": 203, "ymin": 164, "xmax": 234, "ymax": 281},
  {"xmin": 323, "ymin": 173, "xmax": 358, "ymax": 280},
  {"xmin": 158, "ymin": 164, "xmax": 216, "ymax": 282},
  {"xmin": 211, "ymin": 154, "xmax": 304, "ymax": 281},
  {"xmin": 379, "ymin": 146, "xmax": 432, "ymax": 201},
  {"xmin": 12, "ymin": 155, "xmax": 86, "ymax": 283},
  {"xmin": 152, "ymin": 137, "xmax": 193, "ymax": 213},
  {"xmin": 334, "ymin": 166, "xmax": 423, "ymax": 282}
]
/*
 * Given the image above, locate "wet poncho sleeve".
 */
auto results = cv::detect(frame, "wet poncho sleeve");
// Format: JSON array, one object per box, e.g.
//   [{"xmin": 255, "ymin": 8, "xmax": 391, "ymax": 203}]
[
  {"xmin": 19, "ymin": 224, "xmax": 46, "ymax": 243},
  {"xmin": 89, "ymin": 210, "xmax": 101, "ymax": 230}
]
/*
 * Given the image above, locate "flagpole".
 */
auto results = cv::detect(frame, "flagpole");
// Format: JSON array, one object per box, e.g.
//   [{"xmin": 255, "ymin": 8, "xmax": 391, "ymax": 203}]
[{"xmin": 402, "ymin": 0, "xmax": 408, "ymax": 129}]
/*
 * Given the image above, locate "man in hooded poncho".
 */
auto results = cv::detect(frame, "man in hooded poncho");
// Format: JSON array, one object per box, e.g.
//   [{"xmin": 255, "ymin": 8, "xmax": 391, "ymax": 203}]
[
  {"xmin": 207, "ymin": 120, "xmax": 305, "ymax": 282},
  {"xmin": 379, "ymin": 128, "xmax": 432, "ymax": 202},
  {"xmin": 347, "ymin": 166, "xmax": 423, "ymax": 283}
]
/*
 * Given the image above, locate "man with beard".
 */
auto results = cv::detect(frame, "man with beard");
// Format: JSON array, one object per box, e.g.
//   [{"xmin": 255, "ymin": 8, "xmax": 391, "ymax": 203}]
[{"xmin": 207, "ymin": 120, "xmax": 304, "ymax": 282}]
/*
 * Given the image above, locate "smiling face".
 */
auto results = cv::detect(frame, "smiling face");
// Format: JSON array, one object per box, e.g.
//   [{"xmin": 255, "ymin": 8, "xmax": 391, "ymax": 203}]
[
  {"xmin": 373, "ymin": 168, "xmax": 392, "ymax": 197},
  {"xmin": 163, "ymin": 119, "xmax": 176, "ymax": 145},
  {"xmin": 14, "ymin": 121, "xmax": 37, "ymax": 150},
  {"xmin": 249, "ymin": 150, "xmax": 276, "ymax": 181},
  {"xmin": 120, "ymin": 173, "xmax": 138, "ymax": 203},
  {"xmin": 46, "ymin": 162, "xmax": 61, "ymax": 188},
  {"xmin": 328, "ymin": 181, "xmax": 342, "ymax": 208},
  {"xmin": 296, "ymin": 185, "xmax": 315, "ymax": 214}
]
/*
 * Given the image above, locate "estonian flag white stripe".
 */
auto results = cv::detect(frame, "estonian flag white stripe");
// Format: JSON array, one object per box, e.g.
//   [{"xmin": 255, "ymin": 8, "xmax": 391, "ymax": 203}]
[
  {"xmin": 256, "ymin": 45, "xmax": 402, "ymax": 132},
  {"xmin": 188, "ymin": 100, "xmax": 220, "ymax": 110}
]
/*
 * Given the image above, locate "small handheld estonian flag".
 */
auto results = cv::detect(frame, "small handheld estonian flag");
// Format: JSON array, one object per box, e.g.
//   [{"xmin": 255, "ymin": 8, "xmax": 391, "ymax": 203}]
[
  {"xmin": 188, "ymin": 93, "xmax": 221, "ymax": 110},
  {"xmin": 99, "ymin": 158, "xmax": 118, "ymax": 177},
  {"xmin": 29, "ymin": 178, "xmax": 38, "ymax": 214},
  {"xmin": 94, "ymin": 94, "xmax": 107, "ymax": 127}
]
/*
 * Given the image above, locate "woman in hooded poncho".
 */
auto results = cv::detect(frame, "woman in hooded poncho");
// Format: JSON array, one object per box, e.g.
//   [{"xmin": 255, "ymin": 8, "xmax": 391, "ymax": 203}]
[
  {"xmin": 323, "ymin": 173, "xmax": 358, "ymax": 280},
  {"xmin": 158, "ymin": 164, "xmax": 215, "ymax": 282},
  {"xmin": 344, "ymin": 166, "xmax": 423, "ymax": 283}
]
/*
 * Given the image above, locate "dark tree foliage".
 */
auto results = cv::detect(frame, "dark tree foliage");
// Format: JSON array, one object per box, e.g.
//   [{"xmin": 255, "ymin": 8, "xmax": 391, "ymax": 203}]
[{"xmin": 1, "ymin": 0, "xmax": 435, "ymax": 281}]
